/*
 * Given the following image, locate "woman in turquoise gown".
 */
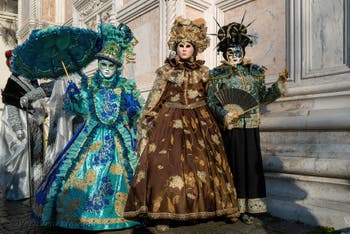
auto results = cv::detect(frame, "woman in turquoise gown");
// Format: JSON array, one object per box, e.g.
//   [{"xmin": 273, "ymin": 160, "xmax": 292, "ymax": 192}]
[{"xmin": 32, "ymin": 23, "xmax": 142, "ymax": 231}]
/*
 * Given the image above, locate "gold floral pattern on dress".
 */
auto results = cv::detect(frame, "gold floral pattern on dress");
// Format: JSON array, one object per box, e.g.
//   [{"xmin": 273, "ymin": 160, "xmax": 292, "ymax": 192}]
[
  {"xmin": 198, "ymin": 138, "xmax": 205, "ymax": 148},
  {"xmin": 191, "ymin": 118, "xmax": 197, "ymax": 129},
  {"xmin": 148, "ymin": 143, "xmax": 157, "ymax": 153},
  {"xmin": 180, "ymin": 154, "xmax": 185, "ymax": 162},
  {"xmin": 88, "ymin": 141, "xmax": 102, "ymax": 152},
  {"xmin": 171, "ymin": 135, "xmax": 174, "ymax": 145},
  {"xmin": 170, "ymin": 93, "xmax": 180, "ymax": 102},
  {"xmin": 186, "ymin": 140, "xmax": 192, "ymax": 151},
  {"xmin": 200, "ymin": 109, "xmax": 210, "ymax": 118},
  {"xmin": 159, "ymin": 150, "xmax": 167, "ymax": 154},
  {"xmin": 184, "ymin": 172, "xmax": 196, "ymax": 187},
  {"xmin": 172, "ymin": 119, "xmax": 183, "ymax": 129},
  {"xmin": 172, "ymin": 195, "xmax": 180, "ymax": 204},
  {"xmin": 226, "ymin": 183, "xmax": 232, "ymax": 193},
  {"xmin": 216, "ymin": 166, "xmax": 223, "ymax": 174},
  {"xmin": 167, "ymin": 197, "xmax": 176, "ymax": 213},
  {"xmin": 186, "ymin": 193, "xmax": 196, "ymax": 200},
  {"xmin": 213, "ymin": 176, "xmax": 220, "ymax": 187},
  {"xmin": 200, "ymin": 120, "xmax": 207, "ymax": 126},
  {"xmin": 169, "ymin": 175, "xmax": 184, "ymax": 190},
  {"xmin": 73, "ymin": 169, "xmax": 96, "ymax": 191},
  {"xmin": 136, "ymin": 170, "xmax": 145, "ymax": 184},
  {"xmin": 85, "ymin": 169, "xmax": 96, "ymax": 184},
  {"xmin": 215, "ymin": 152, "xmax": 222, "ymax": 165},
  {"xmin": 182, "ymin": 116, "xmax": 189, "ymax": 128},
  {"xmin": 197, "ymin": 171, "xmax": 207, "ymax": 183},
  {"xmin": 187, "ymin": 89, "xmax": 200, "ymax": 99},
  {"xmin": 153, "ymin": 196, "xmax": 163, "ymax": 212},
  {"xmin": 211, "ymin": 134, "xmax": 220, "ymax": 145},
  {"xmin": 199, "ymin": 159, "xmax": 205, "ymax": 167},
  {"xmin": 114, "ymin": 192, "xmax": 128, "ymax": 216},
  {"xmin": 109, "ymin": 163, "xmax": 123, "ymax": 175},
  {"xmin": 157, "ymin": 164, "xmax": 164, "ymax": 170}
]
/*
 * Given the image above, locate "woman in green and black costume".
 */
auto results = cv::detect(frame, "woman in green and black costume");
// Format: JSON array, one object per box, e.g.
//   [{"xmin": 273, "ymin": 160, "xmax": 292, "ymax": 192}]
[{"xmin": 207, "ymin": 20, "xmax": 287, "ymax": 224}]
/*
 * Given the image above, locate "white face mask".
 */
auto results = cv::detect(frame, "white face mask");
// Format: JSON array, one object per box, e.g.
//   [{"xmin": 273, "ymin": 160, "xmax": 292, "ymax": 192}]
[
  {"xmin": 227, "ymin": 46, "xmax": 244, "ymax": 65},
  {"xmin": 98, "ymin": 59, "xmax": 117, "ymax": 78},
  {"xmin": 176, "ymin": 41, "xmax": 194, "ymax": 60}
]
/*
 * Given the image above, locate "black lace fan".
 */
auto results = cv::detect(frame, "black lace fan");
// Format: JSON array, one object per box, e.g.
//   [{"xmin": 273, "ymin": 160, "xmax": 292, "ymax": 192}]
[{"xmin": 215, "ymin": 88, "xmax": 258, "ymax": 114}]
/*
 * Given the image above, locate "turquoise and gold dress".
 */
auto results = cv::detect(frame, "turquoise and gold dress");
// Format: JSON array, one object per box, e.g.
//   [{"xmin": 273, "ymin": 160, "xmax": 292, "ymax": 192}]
[{"xmin": 33, "ymin": 71, "xmax": 141, "ymax": 230}]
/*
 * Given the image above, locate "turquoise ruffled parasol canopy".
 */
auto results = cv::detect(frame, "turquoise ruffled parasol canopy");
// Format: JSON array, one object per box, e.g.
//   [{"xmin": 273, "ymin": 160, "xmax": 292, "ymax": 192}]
[{"xmin": 12, "ymin": 26, "xmax": 102, "ymax": 80}]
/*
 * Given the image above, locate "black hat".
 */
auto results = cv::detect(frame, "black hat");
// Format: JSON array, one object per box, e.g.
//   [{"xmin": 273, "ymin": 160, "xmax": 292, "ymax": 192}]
[{"xmin": 215, "ymin": 12, "xmax": 255, "ymax": 55}]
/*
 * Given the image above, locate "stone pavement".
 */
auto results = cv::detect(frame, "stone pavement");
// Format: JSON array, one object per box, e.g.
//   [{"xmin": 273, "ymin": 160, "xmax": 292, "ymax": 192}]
[{"xmin": 0, "ymin": 190, "xmax": 343, "ymax": 234}]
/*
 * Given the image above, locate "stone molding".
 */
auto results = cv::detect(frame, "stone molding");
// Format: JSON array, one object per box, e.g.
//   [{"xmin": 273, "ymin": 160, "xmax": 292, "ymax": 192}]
[
  {"xmin": 287, "ymin": 0, "xmax": 350, "ymax": 82},
  {"xmin": 263, "ymin": 156, "xmax": 350, "ymax": 179},
  {"xmin": 117, "ymin": 0, "xmax": 159, "ymax": 23},
  {"xmin": 216, "ymin": 0, "xmax": 254, "ymax": 12}
]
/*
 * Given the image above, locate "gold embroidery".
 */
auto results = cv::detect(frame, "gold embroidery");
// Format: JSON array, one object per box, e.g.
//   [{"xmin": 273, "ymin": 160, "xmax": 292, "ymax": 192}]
[
  {"xmin": 171, "ymin": 135, "xmax": 174, "ymax": 145},
  {"xmin": 167, "ymin": 197, "xmax": 176, "ymax": 213},
  {"xmin": 238, "ymin": 198, "xmax": 267, "ymax": 213},
  {"xmin": 211, "ymin": 134, "xmax": 221, "ymax": 145},
  {"xmin": 159, "ymin": 150, "xmax": 167, "ymax": 154},
  {"xmin": 182, "ymin": 116, "xmax": 189, "ymax": 128},
  {"xmin": 187, "ymin": 89, "xmax": 200, "ymax": 99},
  {"xmin": 191, "ymin": 118, "xmax": 197, "ymax": 129},
  {"xmin": 136, "ymin": 171, "xmax": 145, "ymax": 184},
  {"xmin": 197, "ymin": 171, "xmax": 207, "ymax": 183},
  {"xmin": 215, "ymin": 152, "xmax": 222, "ymax": 165},
  {"xmin": 172, "ymin": 195, "xmax": 180, "ymax": 204},
  {"xmin": 172, "ymin": 119, "xmax": 183, "ymax": 129},
  {"xmin": 198, "ymin": 139, "xmax": 205, "ymax": 148},
  {"xmin": 73, "ymin": 169, "xmax": 96, "ymax": 191},
  {"xmin": 187, "ymin": 193, "xmax": 196, "ymax": 200},
  {"xmin": 186, "ymin": 140, "xmax": 192, "ymax": 151},
  {"xmin": 157, "ymin": 164, "xmax": 164, "ymax": 170},
  {"xmin": 213, "ymin": 177, "xmax": 220, "ymax": 187},
  {"xmin": 153, "ymin": 196, "xmax": 163, "ymax": 212},
  {"xmin": 168, "ymin": 175, "xmax": 184, "ymax": 190},
  {"xmin": 199, "ymin": 159, "xmax": 205, "ymax": 167},
  {"xmin": 184, "ymin": 172, "xmax": 196, "ymax": 187},
  {"xmin": 88, "ymin": 141, "xmax": 102, "ymax": 152},
  {"xmin": 109, "ymin": 163, "xmax": 123, "ymax": 175},
  {"xmin": 114, "ymin": 192, "xmax": 128, "ymax": 216},
  {"xmin": 148, "ymin": 143, "xmax": 157, "ymax": 153},
  {"xmin": 170, "ymin": 93, "xmax": 180, "ymax": 102},
  {"xmin": 114, "ymin": 88, "xmax": 122, "ymax": 95}
]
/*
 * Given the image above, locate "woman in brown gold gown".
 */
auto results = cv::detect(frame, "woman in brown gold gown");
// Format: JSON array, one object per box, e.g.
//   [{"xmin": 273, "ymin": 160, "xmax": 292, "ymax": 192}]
[{"xmin": 124, "ymin": 17, "xmax": 240, "ymax": 231}]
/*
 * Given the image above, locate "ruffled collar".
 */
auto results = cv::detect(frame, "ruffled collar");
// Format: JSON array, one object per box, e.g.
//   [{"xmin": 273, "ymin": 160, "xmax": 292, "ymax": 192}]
[{"xmin": 165, "ymin": 55, "xmax": 204, "ymax": 70}]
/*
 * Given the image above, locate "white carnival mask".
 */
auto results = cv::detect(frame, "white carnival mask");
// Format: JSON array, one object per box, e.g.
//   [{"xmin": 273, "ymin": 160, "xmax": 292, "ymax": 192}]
[{"xmin": 98, "ymin": 59, "xmax": 117, "ymax": 78}]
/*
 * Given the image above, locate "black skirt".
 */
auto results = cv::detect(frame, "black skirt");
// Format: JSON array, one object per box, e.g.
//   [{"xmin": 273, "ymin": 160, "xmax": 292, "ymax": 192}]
[{"xmin": 221, "ymin": 128, "xmax": 267, "ymax": 214}]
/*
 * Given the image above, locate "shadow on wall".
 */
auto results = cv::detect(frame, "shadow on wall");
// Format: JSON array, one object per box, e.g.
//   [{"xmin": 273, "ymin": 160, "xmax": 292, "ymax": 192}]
[{"xmin": 263, "ymin": 156, "xmax": 319, "ymax": 228}]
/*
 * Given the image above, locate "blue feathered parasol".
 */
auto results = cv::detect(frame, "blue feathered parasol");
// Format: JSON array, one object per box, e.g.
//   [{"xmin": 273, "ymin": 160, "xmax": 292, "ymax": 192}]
[{"xmin": 12, "ymin": 26, "xmax": 102, "ymax": 80}]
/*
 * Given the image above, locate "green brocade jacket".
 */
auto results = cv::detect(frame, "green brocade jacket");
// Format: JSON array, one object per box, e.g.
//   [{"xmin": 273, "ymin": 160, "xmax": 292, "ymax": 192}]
[{"xmin": 207, "ymin": 62, "xmax": 283, "ymax": 128}]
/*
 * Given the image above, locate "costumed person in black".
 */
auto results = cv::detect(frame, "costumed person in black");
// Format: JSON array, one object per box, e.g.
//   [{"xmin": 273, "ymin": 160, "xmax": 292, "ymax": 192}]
[
  {"xmin": 124, "ymin": 17, "xmax": 240, "ymax": 232},
  {"xmin": 0, "ymin": 50, "xmax": 53, "ymax": 200},
  {"xmin": 207, "ymin": 18, "xmax": 288, "ymax": 224}
]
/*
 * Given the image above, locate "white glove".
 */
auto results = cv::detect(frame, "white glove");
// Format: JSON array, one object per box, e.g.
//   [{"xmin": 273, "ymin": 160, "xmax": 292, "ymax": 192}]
[
  {"xmin": 20, "ymin": 96, "xmax": 29, "ymax": 108},
  {"xmin": 15, "ymin": 129, "xmax": 25, "ymax": 141}
]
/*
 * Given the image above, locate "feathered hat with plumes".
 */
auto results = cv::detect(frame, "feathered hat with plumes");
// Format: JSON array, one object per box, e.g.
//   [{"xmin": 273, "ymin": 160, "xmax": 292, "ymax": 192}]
[
  {"xmin": 96, "ymin": 23, "xmax": 137, "ymax": 68},
  {"xmin": 168, "ymin": 16, "xmax": 209, "ymax": 54},
  {"xmin": 215, "ymin": 12, "xmax": 256, "ymax": 56}
]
